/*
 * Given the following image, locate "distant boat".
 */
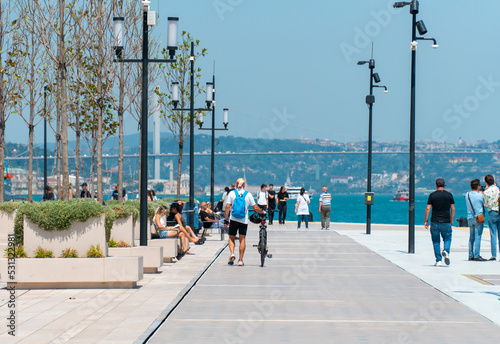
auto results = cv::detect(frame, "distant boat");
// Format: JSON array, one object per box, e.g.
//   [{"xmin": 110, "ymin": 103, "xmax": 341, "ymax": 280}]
[
  {"xmin": 393, "ymin": 189, "xmax": 409, "ymax": 201},
  {"xmin": 284, "ymin": 175, "xmax": 313, "ymax": 200}
]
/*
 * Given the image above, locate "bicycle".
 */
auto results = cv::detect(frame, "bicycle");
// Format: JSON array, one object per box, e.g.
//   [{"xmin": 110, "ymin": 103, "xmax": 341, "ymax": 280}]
[{"xmin": 252, "ymin": 212, "xmax": 272, "ymax": 267}]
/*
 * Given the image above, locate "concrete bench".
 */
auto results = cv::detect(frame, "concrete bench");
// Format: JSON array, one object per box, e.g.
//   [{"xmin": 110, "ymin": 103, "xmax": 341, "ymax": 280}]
[
  {"xmin": 108, "ymin": 246, "xmax": 163, "ymax": 273},
  {"xmin": 0, "ymin": 256, "xmax": 143, "ymax": 289}
]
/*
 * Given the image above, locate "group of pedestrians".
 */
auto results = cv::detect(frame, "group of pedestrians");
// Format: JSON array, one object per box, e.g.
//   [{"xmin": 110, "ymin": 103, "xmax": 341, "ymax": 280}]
[{"xmin": 425, "ymin": 175, "xmax": 500, "ymax": 267}]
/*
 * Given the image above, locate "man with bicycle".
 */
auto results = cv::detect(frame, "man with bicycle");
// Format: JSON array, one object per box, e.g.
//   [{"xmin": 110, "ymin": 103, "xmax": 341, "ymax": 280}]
[{"xmin": 224, "ymin": 178, "xmax": 265, "ymax": 266}]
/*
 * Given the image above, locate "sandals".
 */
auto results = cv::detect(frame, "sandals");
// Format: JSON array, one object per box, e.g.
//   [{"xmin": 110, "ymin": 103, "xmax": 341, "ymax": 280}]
[{"xmin": 184, "ymin": 250, "xmax": 195, "ymax": 255}]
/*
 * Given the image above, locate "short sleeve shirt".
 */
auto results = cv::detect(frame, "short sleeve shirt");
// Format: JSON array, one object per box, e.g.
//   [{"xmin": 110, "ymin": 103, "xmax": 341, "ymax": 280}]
[
  {"xmin": 226, "ymin": 189, "xmax": 256, "ymax": 224},
  {"xmin": 466, "ymin": 191, "xmax": 484, "ymax": 220},
  {"xmin": 319, "ymin": 192, "xmax": 332, "ymax": 206},
  {"xmin": 484, "ymin": 185, "xmax": 499, "ymax": 212},
  {"xmin": 427, "ymin": 190, "xmax": 454, "ymax": 223}
]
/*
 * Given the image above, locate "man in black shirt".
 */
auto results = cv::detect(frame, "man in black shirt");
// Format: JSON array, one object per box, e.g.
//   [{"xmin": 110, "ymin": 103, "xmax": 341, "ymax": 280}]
[
  {"xmin": 424, "ymin": 177, "xmax": 455, "ymax": 266},
  {"xmin": 199, "ymin": 202, "xmax": 225, "ymax": 229},
  {"xmin": 268, "ymin": 184, "xmax": 276, "ymax": 225},
  {"xmin": 80, "ymin": 183, "xmax": 91, "ymax": 199}
]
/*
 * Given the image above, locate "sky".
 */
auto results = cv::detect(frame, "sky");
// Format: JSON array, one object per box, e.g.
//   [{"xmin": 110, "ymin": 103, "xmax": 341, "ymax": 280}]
[{"xmin": 10, "ymin": 0, "xmax": 500, "ymax": 146}]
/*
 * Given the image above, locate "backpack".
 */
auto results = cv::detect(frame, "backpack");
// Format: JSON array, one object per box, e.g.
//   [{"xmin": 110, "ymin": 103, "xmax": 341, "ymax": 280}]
[{"xmin": 231, "ymin": 190, "xmax": 248, "ymax": 219}]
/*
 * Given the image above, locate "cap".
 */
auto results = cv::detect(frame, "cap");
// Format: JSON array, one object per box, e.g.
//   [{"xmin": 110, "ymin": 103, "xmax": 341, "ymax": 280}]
[
  {"xmin": 81, "ymin": 182, "xmax": 87, "ymax": 187},
  {"xmin": 114, "ymin": 184, "xmax": 118, "ymax": 188},
  {"xmin": 435, "ymin": 178, "xmax": 445, "ymax": 187}
]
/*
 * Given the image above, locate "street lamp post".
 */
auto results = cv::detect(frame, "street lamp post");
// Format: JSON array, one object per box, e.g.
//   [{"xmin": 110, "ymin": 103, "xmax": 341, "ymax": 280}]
[
  {"xmin": 358, "ymin": 51, "xmax": 388, "ymax": 235},
  {"xmin": 198, "ymin": 72, "xmax": 229, "ymax": 208},
  {"xmin": 113, "ymin": 1, "xmax": 178, "ymax": 246},
  {"xmin": 393, "ymin": 0, "xmax": 438, "ymax": 253},
  {"xmin": 171, "ymin": 42, "xmax": 214, "ymax": 227},
  {"xmin": 43, "ymin": 85, "xmax": 52, "ymax": 192}
]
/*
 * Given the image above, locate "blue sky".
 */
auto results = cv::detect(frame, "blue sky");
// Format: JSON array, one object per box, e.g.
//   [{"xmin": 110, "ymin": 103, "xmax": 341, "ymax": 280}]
[{"xmin": 13, "ymin": 0, "xmax": 500, "ymax": 146}]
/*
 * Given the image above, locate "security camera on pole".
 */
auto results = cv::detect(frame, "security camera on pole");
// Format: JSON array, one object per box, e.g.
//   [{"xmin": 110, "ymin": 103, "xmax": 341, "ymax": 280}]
[{"xmin": 393, "ymin": 1, "xmax": 438, "ymax": 253}]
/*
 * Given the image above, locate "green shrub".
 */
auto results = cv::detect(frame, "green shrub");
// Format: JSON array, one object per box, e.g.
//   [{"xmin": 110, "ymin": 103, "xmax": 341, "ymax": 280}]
[
  {"xmin": 61, "ymin": 248, "xmax": 78, "ymax": 258},
  {"xmin": 110, "ymin": 203, "xmax": 139, "ymax": 226},
  {"xmin": 108, "ymin": 238, "xmax": 118, "ymax": 248},
  {"xmin": 34, "ymin": 247, "xmax": 54, "ymax": 258},
  {"xmin": 3, "ymin": 244, "xmax": 27, "ymax": 258},
  {"xmin": 13, "ymin": 199, "xmax": 115, "ymax": 246},
  {"xmin": 0, "ymin": 201, "xmax": 21, "ymax": 214},
  {"xmin": 87, "ymin": 245, "xmax": 105, "ymax": 258}
]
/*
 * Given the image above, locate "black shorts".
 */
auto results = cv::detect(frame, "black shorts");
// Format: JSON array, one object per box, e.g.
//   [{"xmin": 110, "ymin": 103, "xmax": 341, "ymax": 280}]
[{"xmin": 229, "ymin": 220, "xmax": 248, "ymax": 236}]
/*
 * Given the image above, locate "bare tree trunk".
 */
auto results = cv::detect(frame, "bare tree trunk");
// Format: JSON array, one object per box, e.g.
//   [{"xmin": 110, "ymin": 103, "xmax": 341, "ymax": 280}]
[
  {"xmin": 0, "ymin": 93, "xmax": 4, "ymax": 203},
  {"xmin": 58, "ymin": 0, "xmax": 69, "ymax": 201},
  {"xmin": 118, "ymin": 103, "xmax": 124, "ymax": 203},
  {"xmin": 28, "ymin": 122, "xmax": 34, "ymax": 201},
  {"xmin": 75, "ymin": 112, "xmax": 80, "ymax": 195}
]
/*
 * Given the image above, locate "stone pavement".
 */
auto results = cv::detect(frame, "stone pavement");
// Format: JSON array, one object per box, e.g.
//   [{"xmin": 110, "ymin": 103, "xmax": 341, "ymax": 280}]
[
  {"xmin": 0, "ymin": 235, "xmax": 227, "ymax": 344},
  {"xmin": 148, "ymin": 223, "xmax": 500, "ymax": 343},
  {"xmin": 2, "ymin": 223, "xmax": 500, "ymax": 343}
]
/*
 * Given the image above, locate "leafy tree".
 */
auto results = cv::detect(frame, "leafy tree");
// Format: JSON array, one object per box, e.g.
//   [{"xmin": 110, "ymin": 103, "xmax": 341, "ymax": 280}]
[{"xmin": 156, "ymin": 32, "xmax": 207, "ymax": 198}]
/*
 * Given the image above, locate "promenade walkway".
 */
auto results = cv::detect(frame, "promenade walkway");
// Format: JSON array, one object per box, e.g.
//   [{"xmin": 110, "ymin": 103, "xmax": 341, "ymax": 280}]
[
  {"xmin": 148, "ymin": 224, "xmax": 500, "ymax": 343},
  {"xmin": 2, "ymin": 223, "xmax": 500, "ymax": 343}
]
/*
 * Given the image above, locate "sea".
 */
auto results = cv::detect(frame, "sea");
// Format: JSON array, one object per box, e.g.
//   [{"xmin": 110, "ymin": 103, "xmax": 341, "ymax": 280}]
[{"xmin": 27, "ymin": 193, "xmax": 469, "ymax": 226}]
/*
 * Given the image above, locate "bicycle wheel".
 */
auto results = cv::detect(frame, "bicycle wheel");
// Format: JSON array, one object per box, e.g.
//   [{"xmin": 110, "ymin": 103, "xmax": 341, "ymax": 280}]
[{"xmin": 259, "ymin": 229, "xmax": 267, "ymax": 267}]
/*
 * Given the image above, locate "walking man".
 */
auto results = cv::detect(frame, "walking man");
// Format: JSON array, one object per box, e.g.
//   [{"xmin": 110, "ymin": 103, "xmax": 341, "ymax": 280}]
[
  {"xmin": 268, "ymin": 184, "xmax": 276, "ymax": 225},
  {"xmin": 483, "ymin": 174, "xmax": 499, "ymax": 261},
  {"xmin": 466, "ymin": 179, "xmax": 486, "ymax": 261},
  {"xmin": 319, "ymin": 186, "xmax": 332, "ymax": 230},
  {"xmin": 256, "ymin": 184, "xmax": 268, "ymax": 212},
  {"xmin": 424, "ymin": 178, "xmax": 455, "ymax": 266},
  {"xmin": 224, "ymin": 178, "xmax": 264, "ymax": 266}
]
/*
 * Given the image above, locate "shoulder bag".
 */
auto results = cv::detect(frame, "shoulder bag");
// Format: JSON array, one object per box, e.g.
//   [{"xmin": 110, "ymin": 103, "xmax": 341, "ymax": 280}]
[{"xmin": 468, "ymin": 192, "xmax": 485, "ymax": 224}]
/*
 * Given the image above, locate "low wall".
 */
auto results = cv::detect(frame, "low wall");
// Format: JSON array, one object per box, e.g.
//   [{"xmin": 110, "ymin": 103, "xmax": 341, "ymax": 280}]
[
  {"xmin": 23, "ymin": 215, "xmax": 107, "ymax": 258},
  {"xmin": 111, "ymin": 214, "xmax": 134, "ymax": 245},
  {"xmin": 0, "ymin": 210, "xmax": 16, "ymax": 243},
  {"xmin": 0, "ymin": 256, "xmax": 143, "ymax": 289},
  {"xmin": 108, "ymin": 246, "xmax": 163, "ymax": 273}
]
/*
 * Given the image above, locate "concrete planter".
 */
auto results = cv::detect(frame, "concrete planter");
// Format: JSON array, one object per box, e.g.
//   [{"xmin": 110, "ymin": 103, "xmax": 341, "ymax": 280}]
[
  {"xmin": 111, "ymin": 214, "xmax": 134, "ymax": 245},
  {"xmin": 23, "ymin": 215, "xmax": 107, "ymax": 258},
  {"xmin": 0, "ymin": 210, "xmax": 16, "ymax": 243},
  {"xmin": 0, "ymin": 256, "xmax": 143, "ymax": 289},
  {"xmin": 134, "ymin": 218, "xmax": 152, "ymax": 243},
  {"xmin": 108, "ymin": 246, "xmax": 163, "ymax": 273}
]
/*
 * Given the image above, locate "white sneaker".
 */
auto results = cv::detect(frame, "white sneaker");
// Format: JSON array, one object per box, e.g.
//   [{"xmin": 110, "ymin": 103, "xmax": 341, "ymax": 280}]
[
  {"xmin": 434, "ymin": 261, "xmax": 442, "ymax": 267},
  {"xmin": 442, "ymin": 250, "xmax": 450, "ymax": 265}
]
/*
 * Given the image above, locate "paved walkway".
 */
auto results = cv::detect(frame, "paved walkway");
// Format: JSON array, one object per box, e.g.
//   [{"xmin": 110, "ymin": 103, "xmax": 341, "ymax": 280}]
[
  {"xmin": 0, "ymin": 236, "xmax": 227, "ymax": 344},
  {"xmin": 148, "ymin": 224, "xmax": 500, "ymax": 343}
]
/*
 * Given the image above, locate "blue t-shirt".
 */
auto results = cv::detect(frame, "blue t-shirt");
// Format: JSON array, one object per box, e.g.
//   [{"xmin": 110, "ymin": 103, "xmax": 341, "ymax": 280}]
[{"xmin": 466, "ymin": 191, "xmax": 484, "ymax": 220}]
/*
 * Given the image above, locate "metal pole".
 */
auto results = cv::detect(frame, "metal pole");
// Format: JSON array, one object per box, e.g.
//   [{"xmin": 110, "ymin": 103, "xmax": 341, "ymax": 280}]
[
  {"xmin": 44, "ymin": 86, "xmax": 48, "ymax": 192},
  {"xmin": 210, "ymin": 73, "xmax": 215, "ymax": 208},
  {"xmin": 140, "ymin": 10, "xmax": 148, "ymax": 246},
  {"xmin": 366, "ymin": 64, "xmax": 374, "ymax": 235},
  {"xmin": 189, "ymin": 42, "xmax": 195, "ymax": 226},
  {"xmin": 408, "ymin": 10, "xmax": 417, "ymax": 254}
]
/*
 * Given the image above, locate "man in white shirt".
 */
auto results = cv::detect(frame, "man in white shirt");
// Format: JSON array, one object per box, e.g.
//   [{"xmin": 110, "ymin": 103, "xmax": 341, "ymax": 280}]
[
  {"xmin": 224, "ymin": 178, "xmax": 264, "ymax": 266},
  {"xmin": 257, "ymin": 184, "xmax": 268, "ymax": 211}
]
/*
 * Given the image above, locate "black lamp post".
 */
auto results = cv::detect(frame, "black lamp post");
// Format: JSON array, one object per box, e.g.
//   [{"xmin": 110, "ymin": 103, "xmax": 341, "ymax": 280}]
[
  {"xmin": 113, "ymin": 1, "xmax": 178, "ymax": 246},
  {"xmin": 394, "ymin": 0, "xmax": 438, "ymax": 253},
  {"xmin": 198, "ymin": 72, "xmax": 229, "ymax": 208},
  {"xmin": 171, "ymin": 42, "xmax": 214, "ymax": 227},
  {"xmin": 43, "ymin": 85, "xmax": 52, "ymax": 192},
  {"xmin": 358, "ymin": 51, "xmax": 388, "ymax": 235}
]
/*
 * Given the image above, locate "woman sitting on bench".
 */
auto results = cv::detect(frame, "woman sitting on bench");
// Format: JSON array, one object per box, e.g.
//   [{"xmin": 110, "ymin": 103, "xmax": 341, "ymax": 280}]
[
  {"xmin": 168, "ymin": 202, "xmax": 203, "ymax": 245},
  {"xmin": 154, "ymin": 205, "xmax": 190, "ymax": 254}
]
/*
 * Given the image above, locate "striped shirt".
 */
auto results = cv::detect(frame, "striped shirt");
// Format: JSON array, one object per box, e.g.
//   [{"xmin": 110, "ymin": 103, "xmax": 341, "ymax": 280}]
[{"xmin": 319, "ymin": 192, "xmax": 332, "ymax": 206}]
